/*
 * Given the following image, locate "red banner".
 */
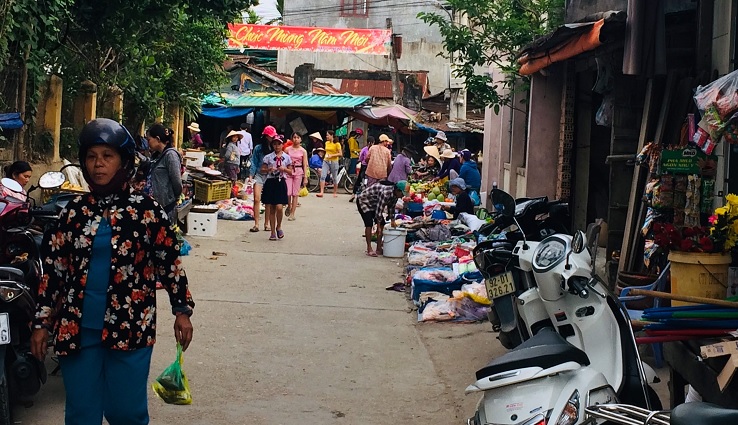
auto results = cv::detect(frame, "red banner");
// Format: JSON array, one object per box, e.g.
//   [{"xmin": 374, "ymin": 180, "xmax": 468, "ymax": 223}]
[{"xmin": 227, "ymin": 24, "xmax": 391, "ymax": 55}]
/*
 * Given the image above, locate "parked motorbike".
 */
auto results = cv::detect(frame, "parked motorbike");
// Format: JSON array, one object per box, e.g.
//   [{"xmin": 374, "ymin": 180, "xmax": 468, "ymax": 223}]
[
  {"xmin": 466, "ymin": 207, "xmax": 659, "ymax": 425},
  {"xmin": 473, "ymin": 188, "xmax": 570, "ymax": 348},
  {"xmin": 0, "ymin": 172, "xmax": 64, "ymax": 423}
]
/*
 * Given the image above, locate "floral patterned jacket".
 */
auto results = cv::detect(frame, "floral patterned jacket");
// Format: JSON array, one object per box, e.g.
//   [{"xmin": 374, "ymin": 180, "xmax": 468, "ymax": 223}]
[{"xmin": 33, "ymin": 188, "xmax": 194, "ymax": 355}]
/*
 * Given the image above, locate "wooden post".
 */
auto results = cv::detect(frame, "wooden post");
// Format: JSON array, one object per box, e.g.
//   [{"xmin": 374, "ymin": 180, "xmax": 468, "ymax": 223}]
[
  {"xmin": 167, "ymin": 103, "xmax": 181, "ymax": 148},
  {"xmin": 387, "ymin": 18, "xmax": 402, "ymax": 106}
]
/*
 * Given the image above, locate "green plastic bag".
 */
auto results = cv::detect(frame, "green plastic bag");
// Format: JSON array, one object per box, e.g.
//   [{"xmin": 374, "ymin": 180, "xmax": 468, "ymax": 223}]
[{"xmin": 152, "ymin": 343, "xmax": 192, "ymax": 405}]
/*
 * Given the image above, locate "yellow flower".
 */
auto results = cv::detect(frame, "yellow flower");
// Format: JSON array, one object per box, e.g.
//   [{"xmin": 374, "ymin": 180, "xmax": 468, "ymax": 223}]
[
  {"xmin": 716, "ymin": 206, "xmax": 729, "ymax": 215},
  {"xmin": 727, "ymin": 193, "xmax": 738, "ymax": 206}
]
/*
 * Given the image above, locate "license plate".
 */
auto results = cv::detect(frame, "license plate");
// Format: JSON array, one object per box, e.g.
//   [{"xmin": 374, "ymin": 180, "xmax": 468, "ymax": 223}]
[
  {"xmin": 0, "ymin": 313, "xmax": 9, "ymax": 345},
  {"xmin": 486, "ymin": 271, "xmax": 516, "ymax": 300}
]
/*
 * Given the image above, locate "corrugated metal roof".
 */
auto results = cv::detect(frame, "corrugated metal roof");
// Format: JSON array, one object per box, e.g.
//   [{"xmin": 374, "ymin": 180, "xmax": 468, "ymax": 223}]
[
  {"xmin": 203, "ymin": 92, "xmax": 371, "ymax": 109},
  {"xmin": 340, "ymin": 72, "xmax": 429, "ymax": 98}
]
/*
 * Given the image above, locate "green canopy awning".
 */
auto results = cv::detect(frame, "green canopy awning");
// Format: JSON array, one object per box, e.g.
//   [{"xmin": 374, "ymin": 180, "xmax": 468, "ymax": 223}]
[{"xmin": 203, "ymin": 92, "xmax": 370, "ymax": 109}]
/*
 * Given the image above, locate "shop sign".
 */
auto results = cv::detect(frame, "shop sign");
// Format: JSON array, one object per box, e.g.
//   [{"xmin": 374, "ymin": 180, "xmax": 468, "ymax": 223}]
[
  {"xmin": 227, "ymin": 24, "xmax": 391, "ymax": 55},
  {"xmin": 660, "ymin": 147, "xmax": 717, "ymax": 174}
]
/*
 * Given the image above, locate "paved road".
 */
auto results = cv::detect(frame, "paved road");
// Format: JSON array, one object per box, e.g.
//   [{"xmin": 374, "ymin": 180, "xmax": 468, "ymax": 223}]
[{"xmin": 13, "ymin": 193, "xmax": 500, "ymax": 425}]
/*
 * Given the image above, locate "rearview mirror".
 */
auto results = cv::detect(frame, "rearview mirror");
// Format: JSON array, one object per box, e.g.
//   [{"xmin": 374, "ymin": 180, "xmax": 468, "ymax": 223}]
[
  {"xmin": 1, "ymin": 177, "xmax": 24, "ymax": 194},
  {"xmin": 491, "ymin": 189, "xmax": 516, "ymax": 218},
  {"xmin": 572, "ymin": 231, "xmax": 585, "ymax": 254},
  {"xmin": 38, "ymin": 171, "xmax": 66, "ymax": 189}
]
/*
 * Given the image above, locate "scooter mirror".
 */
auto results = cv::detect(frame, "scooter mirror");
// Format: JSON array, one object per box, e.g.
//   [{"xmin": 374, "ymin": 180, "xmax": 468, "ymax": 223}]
[
  {"xmin": 0, "ymin": 177, "xmax": 24, "ymax": 194},
  {"xmin": 38, "ymin": 171, "xmax": 66, "ymax": 189},
  {"xmin": 572, "ymin": 231, "xmax": 586, "ymax": 253},
  {"xmin": 491, "ymin": 189, "xmax": 515, "ymax": 218}
]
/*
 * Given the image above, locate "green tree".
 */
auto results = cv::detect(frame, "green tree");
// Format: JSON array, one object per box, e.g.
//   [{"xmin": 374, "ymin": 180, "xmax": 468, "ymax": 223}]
[{"xmin": 419, "ymin": 0, "xmax": 564, "ymax": 113}]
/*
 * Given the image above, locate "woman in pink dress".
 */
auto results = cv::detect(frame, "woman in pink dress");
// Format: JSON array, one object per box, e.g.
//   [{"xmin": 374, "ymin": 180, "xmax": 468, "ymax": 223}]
[{"xmin": 285, "ymin": 133, "xmax": 309, "ymax": 221}]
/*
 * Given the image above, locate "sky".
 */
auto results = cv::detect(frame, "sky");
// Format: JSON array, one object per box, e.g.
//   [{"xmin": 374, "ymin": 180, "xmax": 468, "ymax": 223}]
[{"xmin": 252, "ymin": 0, "xmax": 281, "ymax": 22}]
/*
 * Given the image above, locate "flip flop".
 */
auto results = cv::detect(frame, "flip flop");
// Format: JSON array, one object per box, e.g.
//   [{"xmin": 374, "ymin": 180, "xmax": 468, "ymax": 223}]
[
  {"xmin": 316, "ymin": 194, "xmax": 323, "ymax": 198},
  {"xmin": 269, "ymin": 234, "xmax": 277, "ymax": 241},
  {"xmin": 277, "ymin": 229, "xmax": 284, "ymax": 239},
  {"xmin": 249, "ymin": 226, "xmax": 259, "ymax": 233},
  {"xmin": 366, "ymin": 250, "xmax": 378, "ymax": 257}
]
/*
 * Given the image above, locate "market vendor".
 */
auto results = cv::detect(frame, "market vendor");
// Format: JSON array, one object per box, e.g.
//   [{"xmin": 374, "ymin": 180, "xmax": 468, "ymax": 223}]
[
  {"xmin": 356, "ymin": 180, "xmax": 409, "ymax": 257},
  {"xmin": 2, "ymin": 160, "xmax": 32, "ymax": 201},
  {"xmin": 458, "ymin": 150, "xmax": 481, "ymax": 192},
  {"xmin": 442, "ymin": 177, "xmax": 474, "ymax": 219},
  {"xmin": 435, "ymin": 149, "xmax": 461, "ymax": 181}
]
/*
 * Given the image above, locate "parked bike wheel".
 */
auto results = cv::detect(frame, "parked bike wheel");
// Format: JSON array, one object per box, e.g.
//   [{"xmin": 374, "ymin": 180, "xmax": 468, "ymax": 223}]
[
  {"xmin": 342, "ymin": 174, "xmax": 355, "ymax": 194},
  {"xmin": 307, "ymin": 172, "xmax": 320, "ymax": 192}
]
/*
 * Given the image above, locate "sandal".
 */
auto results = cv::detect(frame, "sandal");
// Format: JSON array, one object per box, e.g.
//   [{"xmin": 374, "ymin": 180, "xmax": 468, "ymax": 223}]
[
  {"xmin": 277, "ymin": 229, "xmax": 284, "ymax": 239},
  {"xmin": 316, "ymin": 193, "xmax": 323, "ymax": 198},
  {"xmin": 264, "ymin": 225, "xmax": 270, "ymax": 232},
  {"xmin": 269, "ymin": 234, "xmax": 278, "ymax": 241},
  {"xmin": 366, "ymin": 250, "xmax": 378, "ymax": 257},
  {"xmin": 249, "ymin": 226, "xmax": 259, "ymax": 233}
]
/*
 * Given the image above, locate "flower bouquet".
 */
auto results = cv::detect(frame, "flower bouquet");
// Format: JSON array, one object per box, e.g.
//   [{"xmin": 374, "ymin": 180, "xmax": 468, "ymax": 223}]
[{"xmin": 708, "ymin": 193, "xmax": 738, "ymax": 253}]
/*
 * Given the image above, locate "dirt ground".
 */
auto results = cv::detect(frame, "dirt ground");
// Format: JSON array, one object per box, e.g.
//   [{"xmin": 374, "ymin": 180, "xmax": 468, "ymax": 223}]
[{"xmin": 11, "ymin": 193, "xmax": 669, "ymax": 424}]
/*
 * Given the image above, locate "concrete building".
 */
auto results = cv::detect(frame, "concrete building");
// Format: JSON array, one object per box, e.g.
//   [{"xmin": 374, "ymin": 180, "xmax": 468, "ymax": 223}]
[
  {"xmin": 277, "ymin": 0, "xmax": 450, "ymax": 97},
  {"xmin": 481, "ymin": 0, "xmax": 737, "ymax": 261}
]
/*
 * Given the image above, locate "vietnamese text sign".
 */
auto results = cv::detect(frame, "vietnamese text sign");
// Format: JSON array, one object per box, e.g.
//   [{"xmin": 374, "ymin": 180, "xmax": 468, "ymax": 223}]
[
  {"xmin": 227, "ymin": 24, "xmax": 391, "ymax": 55},
  {"xmin": 661, "ymin": 147, "xmax": 717, "ymax": 174}
]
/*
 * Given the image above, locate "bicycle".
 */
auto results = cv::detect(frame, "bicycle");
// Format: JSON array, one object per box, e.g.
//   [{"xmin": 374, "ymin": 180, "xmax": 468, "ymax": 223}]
[{"xmin": 306, "ymin": 159, "xmax": 355, "ymax": 194}]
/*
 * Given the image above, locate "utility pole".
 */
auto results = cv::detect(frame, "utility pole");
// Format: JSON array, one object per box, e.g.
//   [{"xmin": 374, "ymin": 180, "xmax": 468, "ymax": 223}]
[{"xmin": 386, "ymin": 18, "xmax": 402, "ymax": 106}]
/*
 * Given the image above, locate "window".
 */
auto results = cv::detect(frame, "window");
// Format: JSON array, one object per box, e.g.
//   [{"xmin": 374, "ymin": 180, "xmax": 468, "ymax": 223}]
[{"xmin": 341, "ymin": 0, "xmax": 369, "ymax": 17}]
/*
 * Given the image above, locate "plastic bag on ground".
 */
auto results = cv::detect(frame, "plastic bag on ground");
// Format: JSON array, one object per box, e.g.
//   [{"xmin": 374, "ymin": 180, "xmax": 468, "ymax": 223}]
[{"xmin": 152, "ymin": 343, "xmax": 192, "ymax": 405}]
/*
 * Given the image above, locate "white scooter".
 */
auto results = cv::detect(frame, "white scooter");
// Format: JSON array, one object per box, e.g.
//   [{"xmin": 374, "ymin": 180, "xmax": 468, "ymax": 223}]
[{"xmin": 466, "ymin": 194, "xmax": 658, "ymax": 425}]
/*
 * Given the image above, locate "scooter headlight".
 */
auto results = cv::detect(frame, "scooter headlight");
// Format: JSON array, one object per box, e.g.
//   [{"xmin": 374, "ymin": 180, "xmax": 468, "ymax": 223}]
[
  {"xmin": 0, "ymin": 285, "xmax": 22, "ymax": 302},
  {"xmin": 533, "ymin": 236, "xmax": 567, "ymax": 271},
  {"xmin": 555, "ymin": 390, "xmax": 580, "ymax": 425}
]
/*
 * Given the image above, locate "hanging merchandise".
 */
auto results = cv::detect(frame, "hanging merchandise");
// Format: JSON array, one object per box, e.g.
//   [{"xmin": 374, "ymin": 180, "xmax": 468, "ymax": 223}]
[
  {"xmin": 683, "ymin": 175, "xmax": 701, "ymax": 228},
  {"xmin": 595, "ymin": 95, "xmax": 615, "ymax": 127},
  {"xmin": 701, "ymin": 179, "xmax": 716, "ymax": 214}
]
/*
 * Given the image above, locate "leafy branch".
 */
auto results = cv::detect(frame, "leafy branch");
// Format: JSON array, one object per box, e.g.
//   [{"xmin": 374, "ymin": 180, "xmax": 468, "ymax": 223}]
[{"xmin": 418, "ymin": 0, "xmax": 564, "ymax": 113}]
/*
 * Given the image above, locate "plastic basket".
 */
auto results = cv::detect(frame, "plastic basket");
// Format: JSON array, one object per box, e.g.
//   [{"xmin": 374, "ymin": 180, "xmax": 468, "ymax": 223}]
[{"xmin": 193, "ymin": 179, "xmax": 231, "ymax": 203}]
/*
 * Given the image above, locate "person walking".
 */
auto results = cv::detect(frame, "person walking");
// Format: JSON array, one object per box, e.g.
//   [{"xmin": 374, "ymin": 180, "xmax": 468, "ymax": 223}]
[
  {"xmin": 364, "ymin": 134, "xmax": 392, "ymax": 187},
  {"xmin": 30, "ymin": 118, "xmax": 194, "ymax": 425},
  {"xmin": 347, "ymin": 129, "xmax": 362, "ymax": 175},
  {"xmin": 248, "ymin": 125, "xmax": 277, "ymax": 232},
  {"xmin": 223, "ymin": 129, "xmax": 243, "ymax": 182},
  {"xmin": 388, "ymin": 145, "xmax": 415, "ymax": 183},
  {"xmin": 285, "ymin": 133, "xmax": 308, "ymax": 221},
  {"xmin": 349, "ymin": 135, "xmax": 374, "ymax": 202},
  {"xmin": 237, "ymin": 123, "xmax": 253, "ymax": 180},
  {"xmin": 260, "ymin": 136, "xmax": 292, "ymax": 240},
  {"xmin": 147, "ymin": 123, "xmax": 183, "ymax": 221},
  {"xmin": 318, "ymin": 130, "xmax": 342, "ymax": 198},
  {"xmin": 356, "ymin": 180, "xmax": 408, "ymax": 257}
]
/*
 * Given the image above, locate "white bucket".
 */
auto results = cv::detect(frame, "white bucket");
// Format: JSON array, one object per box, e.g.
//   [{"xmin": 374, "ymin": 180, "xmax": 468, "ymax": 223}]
[{"xmin": 382, "ymin": 227, "xmax": 408, "ymax": 258}]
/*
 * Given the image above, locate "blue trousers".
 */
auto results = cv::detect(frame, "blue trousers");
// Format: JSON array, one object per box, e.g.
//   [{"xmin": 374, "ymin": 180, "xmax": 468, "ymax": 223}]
[{"xmin": 59, "ymin": 328, "xmax": 153, "ymax": 425}]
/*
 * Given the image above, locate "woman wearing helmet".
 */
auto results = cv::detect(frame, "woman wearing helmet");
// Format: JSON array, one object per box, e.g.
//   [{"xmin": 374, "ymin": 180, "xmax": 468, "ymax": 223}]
[{"xmin": 30, "ymin": 118, "xmax": 194, "ymax": 425}]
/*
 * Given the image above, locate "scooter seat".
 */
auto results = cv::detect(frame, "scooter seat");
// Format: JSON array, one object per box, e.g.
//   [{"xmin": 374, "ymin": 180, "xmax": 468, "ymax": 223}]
[
  {"xmin": 475, "ymin": 328, "xmax": 589, "ymax": 380},
  {"xmin": 671, "ymin": 402, "xmax": 738, "ymax": 425}
]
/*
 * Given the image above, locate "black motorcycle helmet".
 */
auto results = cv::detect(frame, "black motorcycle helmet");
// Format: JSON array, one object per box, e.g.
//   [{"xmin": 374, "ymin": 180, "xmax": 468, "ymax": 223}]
[{"xmin": 78, "ymin": 118, "xmax": 136, "ymax": 194}]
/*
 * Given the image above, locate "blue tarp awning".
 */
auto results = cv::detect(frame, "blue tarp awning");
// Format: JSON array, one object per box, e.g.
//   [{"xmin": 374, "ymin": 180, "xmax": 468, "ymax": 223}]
[
  {"xmin": 0, "ymin": 112, "xmax": 23, "ymax": 130},
  {"xmin": 199, "ymin": 106, "xmax": 254, "ymax": 119}
]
